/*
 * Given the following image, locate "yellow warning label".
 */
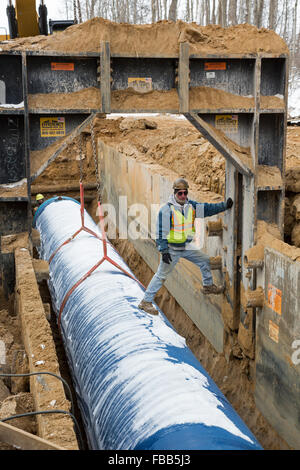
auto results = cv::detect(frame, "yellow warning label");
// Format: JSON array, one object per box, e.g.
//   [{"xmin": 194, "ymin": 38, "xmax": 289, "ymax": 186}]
[
  {"xmin": 269, "ymin": 320, "xmax": 279, "ymax": 343},
  {"xmin": 267, "ymin": 283, "xmax": 282, "ymax": 315},
  {"xmin": 128, "ymin": 77, "xmax": 152, "ymax": 93},
  {"xmin": 40, "ymin": 117, "xmax": 66, "ymax": 137},
  {"xmin": 215, "ymin": 115, "xmax": 238, "ymax": 133}
]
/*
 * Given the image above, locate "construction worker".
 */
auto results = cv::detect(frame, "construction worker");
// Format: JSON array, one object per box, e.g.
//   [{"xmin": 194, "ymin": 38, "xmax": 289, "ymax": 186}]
[
  {"xmin": 33, "ymin": 193, "xmax": 45, "ymax": 213},
  {"xmin": 138, "ymin": 178, "xmax": 233, "ymax": 315}
]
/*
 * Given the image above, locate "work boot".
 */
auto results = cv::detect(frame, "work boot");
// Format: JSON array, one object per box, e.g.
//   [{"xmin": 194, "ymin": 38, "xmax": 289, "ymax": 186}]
[
  {"xmin": 202, "ymin": 284, "xmax": 225, "ymax": 295},
  {"xmin": 138, "ymin": 300, "xmax": 158, "ymax": 315}
]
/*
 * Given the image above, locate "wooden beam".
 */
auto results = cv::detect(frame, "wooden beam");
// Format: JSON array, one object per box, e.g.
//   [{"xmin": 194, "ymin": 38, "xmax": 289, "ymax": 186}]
[
  {"xmin": 14, "ymin": 248, "xmax": 79, "ymax": 449},
  {"xmin": 31, "ymin": 183, "xmax": 97, "ymax": 194},
  {"xmin": 184, "ymin": 112, "xmax": 253, "ymax": 177},
  {"xmin": 100, "ymin": 41, "xmax": 111, "ymax": 114},
  {"xmin": 0, "ymin": 421, "xmax": 66, "ymax": 450},
  {"xmin": 178, "ymin": 42, "xmax": 189, "ymax": 113}
]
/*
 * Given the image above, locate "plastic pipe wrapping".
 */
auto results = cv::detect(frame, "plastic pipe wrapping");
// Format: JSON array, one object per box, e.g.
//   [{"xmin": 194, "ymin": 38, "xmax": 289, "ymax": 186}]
[{"xmin": 34, "ymin": 197, "xmax": 262, "ymax": 450}]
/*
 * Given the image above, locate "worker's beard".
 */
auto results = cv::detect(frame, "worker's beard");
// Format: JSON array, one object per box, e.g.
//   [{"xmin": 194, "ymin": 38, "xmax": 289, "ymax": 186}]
[{"xmin": 174, "ymin": 194, "xmax": 186, "ymax": 206}]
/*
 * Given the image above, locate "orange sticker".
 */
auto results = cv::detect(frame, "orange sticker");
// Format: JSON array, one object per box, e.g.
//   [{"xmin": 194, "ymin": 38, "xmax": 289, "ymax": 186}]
[
  {"xmin": 267, "ymin": 283, "xmax": 282, "ymax": 315},
  {"xmin": 204, "ymin": 62, "xmax": 226, "ymax": 71},
  {"xmin": 269, "ymin": 320, "xmax": 279, "ymax": 343},
  {"xmin": 51, "ymin": 62, "xmax": 74, "ymax": 71}
]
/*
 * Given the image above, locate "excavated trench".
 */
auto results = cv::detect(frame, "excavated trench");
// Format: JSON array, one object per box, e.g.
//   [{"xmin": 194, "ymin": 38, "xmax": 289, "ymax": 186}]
[
  {"xmin": 0, "ymin": 268, "xmax": 88, "ymax": 450},
  {"xmin": 0, "ymin": 288, "xmax": 36, "ymax": 450},
  {"xmin": 1, "ymin": 114, "xmax": 299, "ymax": 449}
]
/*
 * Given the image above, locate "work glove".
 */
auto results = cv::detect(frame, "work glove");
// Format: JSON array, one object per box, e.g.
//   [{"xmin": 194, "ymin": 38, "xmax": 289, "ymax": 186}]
[
  {"xmin": 226, "ymin": 197, "xmax": 233, "ymax": 209},
  {"xmin": 162, "ymin": 252, "xmax": 172, "ymax": 264}
]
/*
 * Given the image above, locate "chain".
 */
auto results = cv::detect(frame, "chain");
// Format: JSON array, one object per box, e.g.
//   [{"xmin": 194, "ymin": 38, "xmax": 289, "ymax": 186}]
[{"xmin": 90, "ymin": 119, "xmax": 102, "ymax": 202}]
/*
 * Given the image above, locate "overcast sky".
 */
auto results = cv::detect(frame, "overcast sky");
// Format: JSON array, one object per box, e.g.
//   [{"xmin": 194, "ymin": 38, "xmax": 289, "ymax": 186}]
[{"xmin": 0, "ymin": 0, "xmax": 65, "ymax": 32}]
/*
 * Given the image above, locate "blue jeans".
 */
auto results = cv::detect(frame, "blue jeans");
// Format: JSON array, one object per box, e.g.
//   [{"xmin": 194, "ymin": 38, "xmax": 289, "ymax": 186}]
[{"xmin": 143, "ymin": 248, "xmax": 213, "ymax": 303}]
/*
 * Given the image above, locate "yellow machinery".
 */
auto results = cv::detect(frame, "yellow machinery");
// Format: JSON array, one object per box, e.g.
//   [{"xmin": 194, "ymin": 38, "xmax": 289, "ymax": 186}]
[
  {"xmin": 4, "ymin": 1, "xmax": 74, "ymax": 40},
  {"xmin": 6, "ymin": 0, "xmax": 48, "ymax": 39},
  {"xmin": 14, "ymin": 0, "xmax": 40, "ymax": 37}
]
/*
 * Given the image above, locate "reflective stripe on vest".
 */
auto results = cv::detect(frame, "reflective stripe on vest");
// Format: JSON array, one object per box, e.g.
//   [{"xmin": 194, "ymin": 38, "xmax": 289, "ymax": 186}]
[{"xmin": 167, "ymin": 204, "xmax": 196, "ymax": 244}]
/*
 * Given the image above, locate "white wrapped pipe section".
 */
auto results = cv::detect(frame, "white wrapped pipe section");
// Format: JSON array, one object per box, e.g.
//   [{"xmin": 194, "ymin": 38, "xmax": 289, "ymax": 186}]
[{"xmin": 34, "ymin": 197, "xmax": 262, "ymax": 450}]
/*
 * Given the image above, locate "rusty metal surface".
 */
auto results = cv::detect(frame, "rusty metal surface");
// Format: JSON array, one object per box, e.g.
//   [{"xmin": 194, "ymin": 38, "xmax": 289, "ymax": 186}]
[{"xmin": 255, "ymin": 247, "xmax": 300, "ymax": 449}]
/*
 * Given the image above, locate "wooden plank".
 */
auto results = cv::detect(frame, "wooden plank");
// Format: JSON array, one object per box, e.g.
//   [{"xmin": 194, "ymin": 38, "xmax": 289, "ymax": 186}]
[
  {"xmin": 184, "ymin": 112, "xmax": 253, "ymax": 177},
  {"xmin": 31, "ymin": 183, "xmax": 97, "ymax": 194},
  {"xmin": 14, "ymin": 248, "xmax": 79, "ymax": 449},
  {"xmin": 100, "ymin": 41, "xmax": 111, "ymax": 114},
  {"xmin": 0, "ymin": 421, "xmax": 66, "ymax": 450},
  {"xmin": 178, "ymin": 42, "xmax": 189, "ymax": 113}
]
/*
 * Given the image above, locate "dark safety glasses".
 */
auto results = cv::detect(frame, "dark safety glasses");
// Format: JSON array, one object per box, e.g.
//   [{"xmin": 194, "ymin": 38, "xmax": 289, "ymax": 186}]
[{"xmin": 176, "ymin": 190, "xmax": 188, "ymax": 196}]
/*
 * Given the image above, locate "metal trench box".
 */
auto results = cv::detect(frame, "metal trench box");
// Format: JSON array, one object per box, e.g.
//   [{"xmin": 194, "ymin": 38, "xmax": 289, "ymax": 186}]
[
  {"xmin": 256, "ymin": 248, "xmax": 300, "ymax": 449},
  {"xmin": 1, "ymin": 44, "xmax": 298, "ymax": 448},
  {"xmin": 0, "ymin": 44, "xmax": 289, "ymax": 341}
]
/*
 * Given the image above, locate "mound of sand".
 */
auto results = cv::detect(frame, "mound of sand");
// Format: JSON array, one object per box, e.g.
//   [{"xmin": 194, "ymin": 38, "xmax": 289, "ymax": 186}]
[{"xmin": 1, "ymin": 18, "xmax": 289, "ymax": 55}]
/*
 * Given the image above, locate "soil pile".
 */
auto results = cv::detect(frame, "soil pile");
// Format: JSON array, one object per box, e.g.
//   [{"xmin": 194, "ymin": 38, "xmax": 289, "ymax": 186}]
[
  {"xmin": 27, "ymin": 86, "xmax": 277, "ymax": 113},
  {"xmin": 190, "ymin": 87, "xmax": 255, "ymax": 109},
  {"xmin": 260, "ymin": 95, "xmax": 284, "ymax": 109},
  {"xmin": 257, "ymin": 165, "xmax": 283, "ymax": 188},
  {"xmin": 257, "ymin": 220, "xmax": 300, "ymax": 261},
  {"xmin": 284, "ymin": 127, "xmax": 300, "ymax": 246},
  {"xmin": 28, "ymin": 87, "xmax": 101, "ymax": 110},
  {"xmin": 1, "ymin": 18, "xmax": 289, "ymax": 55},
  {"xmin": 31, "ymin": 132, "xmax": 97, "ymax": 188},
  {"xmin": 93, "ymin": 115, "xmax": 226, "ymax": 198},
  {"xmin": 111, "ymin": 88, "xmax": 179, "ymax": 110}
]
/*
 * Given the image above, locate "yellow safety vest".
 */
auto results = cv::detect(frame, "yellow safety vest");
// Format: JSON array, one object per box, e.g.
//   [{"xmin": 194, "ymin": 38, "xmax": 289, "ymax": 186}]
[{"xmin": 167, "ymin": 204, "xmax": 196, "ymax": 244}]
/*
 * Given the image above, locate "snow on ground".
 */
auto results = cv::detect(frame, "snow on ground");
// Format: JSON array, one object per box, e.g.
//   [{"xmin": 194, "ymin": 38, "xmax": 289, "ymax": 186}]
[
  {"xmin": 288, "ymin": 87, "xmax": 300, "ymax": 120},
  {"xmin": 288, "ymin": 72, "xmax": 300, "ymax": 120}
]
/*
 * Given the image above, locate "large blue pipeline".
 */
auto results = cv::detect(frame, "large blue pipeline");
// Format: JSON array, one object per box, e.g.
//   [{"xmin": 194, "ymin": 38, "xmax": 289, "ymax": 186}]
[{"xmin": 33, "ymin": 197, "xmax": 262, "ymax": 450}]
